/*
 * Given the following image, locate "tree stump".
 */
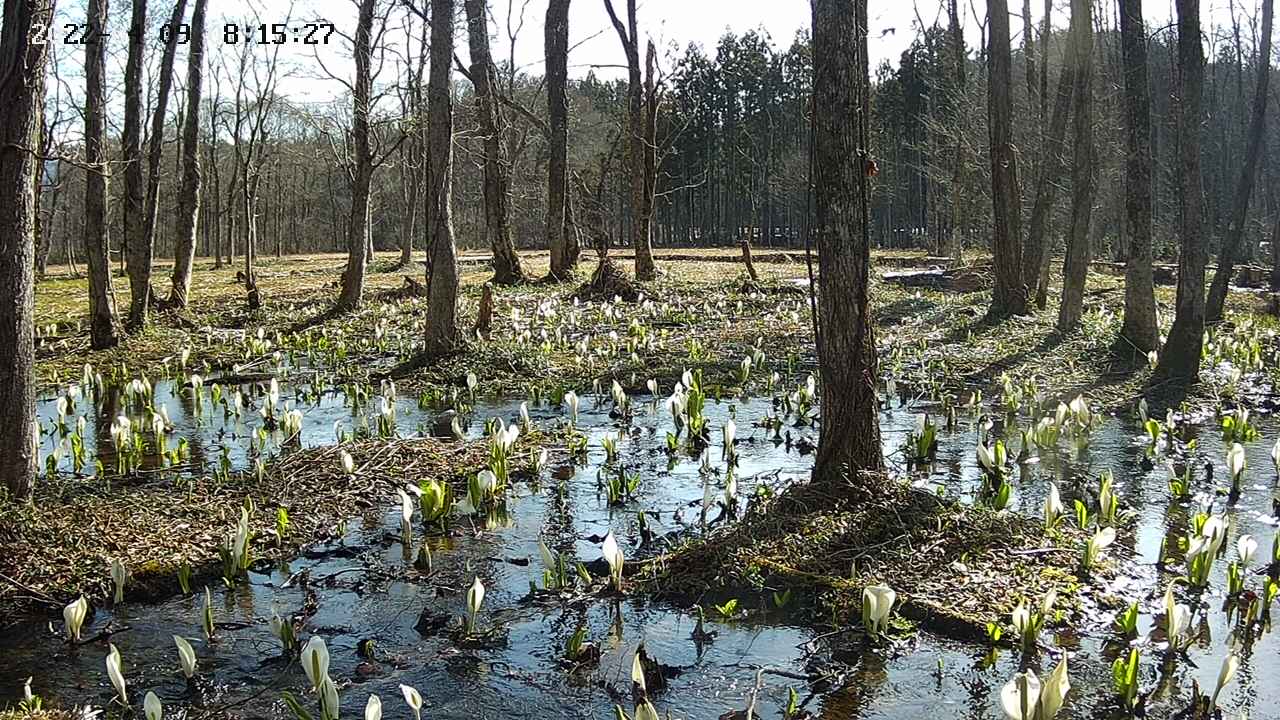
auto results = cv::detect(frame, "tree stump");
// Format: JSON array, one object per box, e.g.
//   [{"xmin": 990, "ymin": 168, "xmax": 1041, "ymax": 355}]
[{"xmin": 740, "ymin": 238, "xmax": 760, "ymax": 282}]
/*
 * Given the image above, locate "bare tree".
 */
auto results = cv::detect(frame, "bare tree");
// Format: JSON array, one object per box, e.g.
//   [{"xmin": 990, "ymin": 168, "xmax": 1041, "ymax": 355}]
[
  {"xmin": 1117, "ymin": 0, "xmax": 1159, "ymax": 351},
  {"xmin": 811, "ymin": 0, "xmax": 883, "ymax": 481},
  {"xmin": 121, "ymin": 0, "xmax": 148, "ymax": 328},
  {"xmin": 1156, "ymin": 0, "xmax": 1207, "ymax": 380},
  {"xmin": 337, "ymin": 0, "xmax": 379, "ymax": 310},
  {"xmin": 0, "ymin": 0, "xmax": 56, "ymax": 498},
  {"xmin": 545, "ymin": 0, "xmax": 578, "ymax": 279},
  {"xmin": 131, "ymin": 0, "xmax": 190, "ymax": 322},
  {"xmin": 423, "ymin": 0, "xmax": 460, "ymax": 354},
  {"xmin": 944, "ymin": 0, "xmax": 966, "ymax": 262},
  {"xmin": 169, "ymin": 0, "xmax": 209, "ymax": 308},
  {"xmin": 986, "ymin": 0, "xmax": 1028, "ymax": 318},
  {"xmin": 1056, "ymin": 0, "xmax": 1095, "ymax": 331},
  {"xmin": 1206, "ymin": 0, "xmax": 1273, "ymax": 321},
  {"xmin": 604, "ymin": 0, "xmax": 656, "ymax": 280},
  {"xmin": 464, "ymin": 0, "xmax": 524, "ymax": 285},
  {"xmin": 85, "ymin": 0, "xmax": 120, "ymax": 349}
]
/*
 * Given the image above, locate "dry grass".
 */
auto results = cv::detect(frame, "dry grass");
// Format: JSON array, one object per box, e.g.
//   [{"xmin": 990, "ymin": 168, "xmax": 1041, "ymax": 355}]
[
  {"xmin": 0, "ymin": 436, "xmax": 491, "ymax": 615},
  {"xmin": 642, "ymin": 472, "xmax": 1090, "ymax": 641}
]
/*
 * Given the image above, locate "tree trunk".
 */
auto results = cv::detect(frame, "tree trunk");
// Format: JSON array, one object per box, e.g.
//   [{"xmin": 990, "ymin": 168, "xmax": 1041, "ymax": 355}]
[
  {"xmin": 1205, "ymin": 0, "xmax": 1273, "ymax": 322},
  {"xmin": 604, "ymin": 0, "xmax": 654, "ymax": 281},
  {"xmin": 122, "ymin": 0, "xmax": 148, "ymax": 328},
  {"xmin": 811, "ymin": 0, "xmax": 883, "ymax": 482},
  {"xmin": 0, "ymin": 0, "xmax": 56, "ymax": 498},
  {"xmin": 169, "ymin": 0, "xmax": 207, "ymax": 308},
  {"xmin": 945, "ymin": 0, "xmax": 965, "ymax": 263},
  {"xmin": 545, "ymin": 0, "xmax": 576, "ymax": 279},
  {"xmin": 423, "ymin": 0, "xmax": 460, "ymax": 355},
  {"xmin": 85, "ymin": 0, "xmax": 119, "ymax": 350},
  {"xmin": 464, "ymin": 0, "xmax": 524, "ymax": 285},
  {"xmin": 131, "ymin": 0, "xmax": 188, "ymax": 322},
  {"xmin": 987, "ymin": 0, "xmax": 1028, "ymax": 318},
  {"xmin": 337, "ymin": 0, "xmax": 376, "ymax": 310},
  {"xmin": 1022, "ymin": 47, "xmax": 1075, "ymax": 298},
  {"xmin": 1156, "ymin": 0, "xmax": 1207, "ymax": 381},
  {"xmin": 1117, "ymin": 0, "xmax": 1160, "ymax": 351},
  {"xmin": 1056, "ymin": 0, "xmax": 1095, "ymax": 332}
]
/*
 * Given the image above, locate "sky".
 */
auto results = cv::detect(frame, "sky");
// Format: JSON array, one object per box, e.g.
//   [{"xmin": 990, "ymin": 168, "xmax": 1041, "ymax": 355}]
[{"xmin": 44, "ymin": 0, "xmax": 1260, "ymax": 107}]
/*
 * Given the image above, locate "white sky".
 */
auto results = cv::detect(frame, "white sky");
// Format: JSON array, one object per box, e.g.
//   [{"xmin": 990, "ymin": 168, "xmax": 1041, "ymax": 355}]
[{"xmin": 46, "ymin": 0, "xmax": 1260, "ymax": 106}]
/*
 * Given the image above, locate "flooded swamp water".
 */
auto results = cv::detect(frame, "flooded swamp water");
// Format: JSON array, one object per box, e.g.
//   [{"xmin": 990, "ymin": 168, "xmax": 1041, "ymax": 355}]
[{"xmin": 6, "ymin": 375, "xmax": 1280, "ymax": 719}]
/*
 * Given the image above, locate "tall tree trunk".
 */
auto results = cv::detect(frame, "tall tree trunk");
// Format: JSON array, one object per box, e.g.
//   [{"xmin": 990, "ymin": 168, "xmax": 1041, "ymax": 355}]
[
  {"xmin": 122, "ymin": 0, "xmax": 147, "ymax": 328},
  {"xmin": 423, "ymin": 0, "xmax": 460, "ymax": 355},
  {"xmin": 1156, "ymin": 0, "xmax": 1207, "ymax": 381},
  {"xmin": 1056, "ymin": 0, "xmax": 1095, "ymax": 332},
  {"xmin": 811, "ymin": 0, "xmax": 883, "ymax": 482},
  {"xmin": 1117, "ymin": 0, "xmax": 1160, "ymax": 351},
  {"xmin": 132, "ymin": 0, "xmax": 188, "ymax": 323},
  {"xmin": 85, "ymin": 0, "xmax": 119, "ymax": 350},
  {"xmin": 0, "ymin": 0, "xmax": 56, "ymax": 498},
  {"xmin": 169, "ymin": 0, "xmax": 207, "ymax": 308},
  {"xmin": 464, "ymin": 0, "xmax": 524, "ymax": 285},
  {"xmin": 987, "ymin": 0, "xmax": 1028, "ymax": 318},
  {"xmin": 604, "ymin": 0, "xmax": 654, "ymax": 281},
  {"xmin": 945, "ymin": 0, "xmax": 966, "ymax": 262},
  {"xmin": 1022, "ymin": 44, "xmax": 1075, "ymax": 299},
  {"xmin": 545, "ymin": 0, "xmax": 576, "ymax": 279},
  {"xmin": 1206, "ymin": 0, "xmax": 1273, "ymax": 321},
  {"xmin": 337, "ymin": 0, "xmax": 376, "ymax": 310}
]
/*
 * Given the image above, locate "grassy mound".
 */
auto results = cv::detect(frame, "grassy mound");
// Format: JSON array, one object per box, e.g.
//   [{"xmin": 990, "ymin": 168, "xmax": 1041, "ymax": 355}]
[{"xmin": 644, "ymin": 472, "xmax": 1087, "ymax": 641}]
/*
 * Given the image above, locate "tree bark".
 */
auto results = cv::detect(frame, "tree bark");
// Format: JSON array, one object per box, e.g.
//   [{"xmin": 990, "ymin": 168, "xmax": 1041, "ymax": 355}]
[
  {"xmin": 1056, "ymin": 0, "xmax": 1095, "ymax": 332},
  {"xmin": 987, "ymin": 0, "xmax": 1028, "ymax": 318},
  {"xmin": 85, "ymin": 0, "xmax": 119, "ymax": 350},
  {"xmin": 423, "ymin": 0, "xmax": 460, "ymax": 355},
  {"xmin": 169, "ymin": 0, "xmax": 208, "ymax": 308},
  {"xmin": 604, "ymin": 0, "xmax": 655, "ymax": 281},
  {"xmin": 1156, "ymin": 0, "xmax": 1207, "ymax": 381},
  {"xmin": 545, "ymin": 0, "xmax": 576, "ymax": 279},
  {"xmin": 121, "ymin": 0, "xmax": 147, "ymax": 328},
  {"xmin": 944, "ymin": 0, "xmax": 966, "ymax": 263},
  {"xmin": 1117, "ymin": 0, "xmax": 1160, "ymax": 351},
  {"xmin": 337, "ymin": 0, "xmax": 377, "ymax": 310},
  {"xmin": 132, "ymin": 0, "xmax": 188, "ymax": 323},
  {"xmin": 1022, "ymin": 41, "xmax": 1075, "ymax": 303},
  {"xmin": 0, "ymin": 0, "xmax": 56, "ymax": 498},
  {"xmin": 464, "ymin": 0, "xmax": 524, "ymax": 285},
  {"xmin": 811, "ymin": 0, "xmax": 883, "ymax": 482},
  {"xmin": 1205, "ymin": 0, "xmax": 1273, "ymax": 322}
]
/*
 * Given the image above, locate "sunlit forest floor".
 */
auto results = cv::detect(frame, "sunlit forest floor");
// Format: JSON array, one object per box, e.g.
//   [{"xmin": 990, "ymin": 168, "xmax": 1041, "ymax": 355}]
[{"xmin": 12, "ymin": 247, "xmax": 1280, "ymax": 632}]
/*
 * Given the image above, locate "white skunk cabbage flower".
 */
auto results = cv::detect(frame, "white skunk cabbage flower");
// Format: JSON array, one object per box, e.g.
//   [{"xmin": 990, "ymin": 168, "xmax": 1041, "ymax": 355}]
[
  {"xmin": 1271, "ymin": 437, "xmax": 1280, "ymax": 472},
  {"xmin": 977, "ymin": 441, "xmax": 996, "ymax": 471},
  {"xmin": 319, "ymin": 675, "xmax": 339, "ymax": 719},
  {"xmin": 63, "ymin": 595, "xmax": 88, "ymax": 641},
  {"xmin": 1040, "ymin": 656, "xmax": 1070, "ymax": 720},
  {"xmin": 1227, "ymin": 443, "xmax": 1246, "ymax": 483},
  {"xmin": 466, "ymin": 576, "xmax": 485, "ymax": 634},
  {"xmin": 397, "ymin": 488, "xmax": 415, "ymax": 525},
  {"xmin": 602, "ymin": 532, "xmax": 624, "ymax": 589},
  {"xmin": 861, "ymin": 584, "xmax": 896, "ymax": 638},
  {"xmin": 300, "ymin": 636, "xmax": 330, "ymax": 691},
  {"xmin": 646, "ymin": 378, "xmax": 658, "ymax": 395},
  {"xmin": 1167, "ymin": 603, "xmax": 1191, "ymax": 648},
  {"xmin": 1212, "ymin": 654, "xmax": 1239, "ymax": 707},
  {"xmin": 538, "ymin": 541, "xmax": 557, "ymax": 570},
  {"xmin": 1044, "ymin": 483, "xmax": 1063, "ymax": 530},
  {"xmin": 519, "ymin": 402, "xmax": 531, "ymax": 429},
  {"xmin": 400, "ymin": 683, "xmax": 423, "ymax": 720},
  {"xmin": 563, "ymin": 391, "xmax": 579, "ymax": 424},
  {"xmin": 174, "ymin": 635, "xmax": 197, "ymax": 678},
  {"xmin": 1237, "ymin": 534, "xmax": 1258, "ymax": 566},
  {"xmin": 106, "ymin": 643, "xmax": 127, "ymax": 704},
  {"xmin": 340, "ymin": 450, "xmax": 355, "ymax": 476},
  {"xmin": 365, "ymin": 693, "xmax": 383, "ymax": 720},
  {"xmin": 1000, "ymin": 670, "xmax": 1041, "ymax": 720},
  {"xmin": 722, "ymin": 420, "xmax": 736, "ymax": 459},
  {"xmin": 144, "ymin": 691, "xmax": 163, "ymax": 720},
  {"xmin": 110, "ymin": 558, "xmax": 127, "ymax": 604}
]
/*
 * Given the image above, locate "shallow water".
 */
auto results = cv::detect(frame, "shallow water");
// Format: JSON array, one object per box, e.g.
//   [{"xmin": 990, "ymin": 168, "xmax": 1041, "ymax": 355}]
[{"xmin": 9, "ymin": 377, "xmax": 1280, "ymax": 719}]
